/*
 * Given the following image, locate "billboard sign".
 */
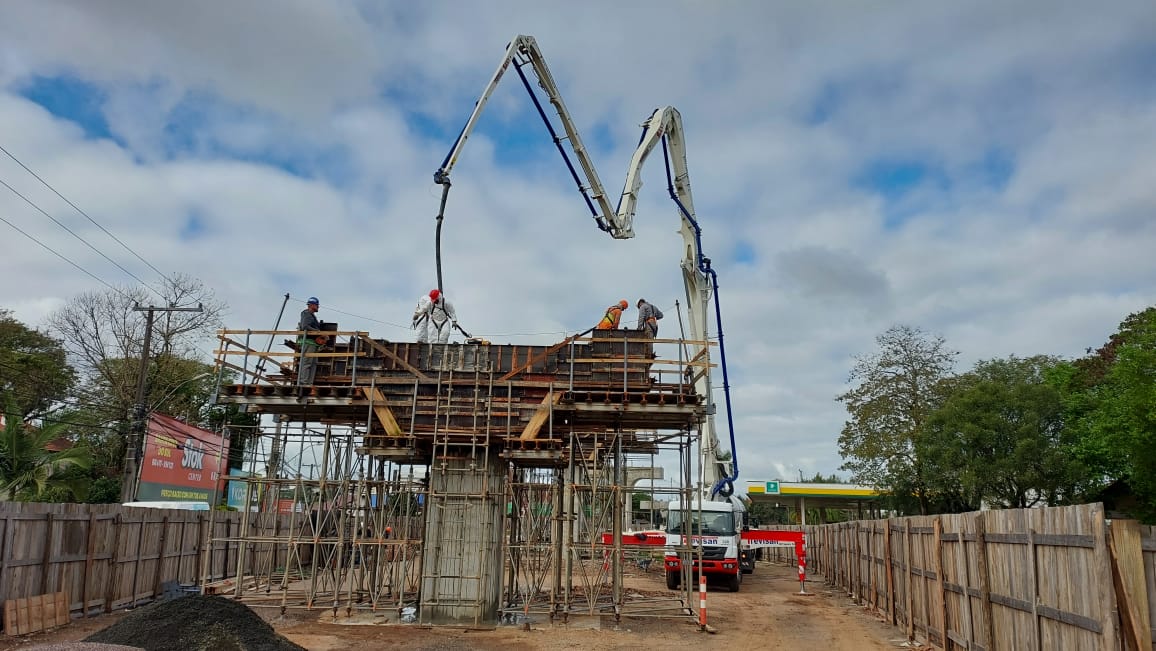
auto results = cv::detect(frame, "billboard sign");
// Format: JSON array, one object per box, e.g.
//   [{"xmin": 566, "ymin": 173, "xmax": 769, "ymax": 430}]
[{"xmin": 137, "ymin": 413, "xmax": 225, "ymax": 503}]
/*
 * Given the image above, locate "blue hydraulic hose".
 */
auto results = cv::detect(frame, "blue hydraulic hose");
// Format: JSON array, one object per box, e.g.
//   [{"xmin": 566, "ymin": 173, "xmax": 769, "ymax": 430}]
[
  {"xmin": 660, "ymin": 139, "xmax": 739, "ymax": 499},
  {"xmin": 512, "ymin": 60, "xmax": 607, "ymax": 232}
]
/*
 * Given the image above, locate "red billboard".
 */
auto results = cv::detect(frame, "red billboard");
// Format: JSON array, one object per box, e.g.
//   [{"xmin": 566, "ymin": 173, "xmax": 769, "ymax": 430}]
[{"xmin": 136, "ymin": 413, "xmax": 226, "ymax": 503}]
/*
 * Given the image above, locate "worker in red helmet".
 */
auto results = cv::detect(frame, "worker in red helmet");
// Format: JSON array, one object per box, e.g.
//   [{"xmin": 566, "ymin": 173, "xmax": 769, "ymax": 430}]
[
  {"xmin": 596, "ymin": 300, "xmax": 629, "ymax": 330},
  {"xmin": 412, "ymin": 288, "xmax": 458, "ymax": 343}
]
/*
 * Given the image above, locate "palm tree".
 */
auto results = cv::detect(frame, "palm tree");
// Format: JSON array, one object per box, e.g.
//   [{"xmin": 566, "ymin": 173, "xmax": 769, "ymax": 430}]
[{"xmin": 0, "ymin": 404, "xmax": 92, "ymax": 501}]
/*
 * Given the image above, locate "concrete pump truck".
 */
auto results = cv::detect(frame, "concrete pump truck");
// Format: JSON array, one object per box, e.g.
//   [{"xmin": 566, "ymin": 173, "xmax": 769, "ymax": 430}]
[{"xmin": 432, "ymin": 35, "xmax": 749, "ymax": 593}]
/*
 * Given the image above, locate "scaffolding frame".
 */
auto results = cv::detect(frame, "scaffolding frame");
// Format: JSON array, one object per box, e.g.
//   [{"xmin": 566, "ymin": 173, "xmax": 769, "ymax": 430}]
[{"xmin": 209, "ymin": 327, "xmax": 713, "ymax": 625}]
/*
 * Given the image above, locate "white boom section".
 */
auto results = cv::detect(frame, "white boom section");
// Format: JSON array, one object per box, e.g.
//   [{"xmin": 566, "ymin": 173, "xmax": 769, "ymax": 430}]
[
  {"xmin": 625, "ymin": 107, "xmax": 732, "ymax": 495},
  {"xmin": 435, "ymin": 35, "xmax": 623, "ymax": 237}
]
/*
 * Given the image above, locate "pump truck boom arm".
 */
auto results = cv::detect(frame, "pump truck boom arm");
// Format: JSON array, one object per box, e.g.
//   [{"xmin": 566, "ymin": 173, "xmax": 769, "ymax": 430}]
[
  {"xmin": 434, "ymin": 35, "xmax": 740, "ymax": 498},
  {"xmin": 434, "ymin": 35, "xmax": 624, "ymax": 238},
  {"xmin": 624, "ymin": 106, "xmax": 738, "ymax": 497}
]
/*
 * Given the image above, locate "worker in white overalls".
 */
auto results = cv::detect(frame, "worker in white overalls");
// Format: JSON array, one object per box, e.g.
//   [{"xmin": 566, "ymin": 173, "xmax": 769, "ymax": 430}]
[{"xmin": 412, "ymin": 288, "xmax": 458, "ymax": 344}]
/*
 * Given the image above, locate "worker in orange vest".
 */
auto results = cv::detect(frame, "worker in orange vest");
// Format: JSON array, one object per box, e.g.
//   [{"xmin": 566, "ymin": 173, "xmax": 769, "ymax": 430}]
[{"xmin": 596, "ymin": 300, "xmax": 629, "ymax": 330}]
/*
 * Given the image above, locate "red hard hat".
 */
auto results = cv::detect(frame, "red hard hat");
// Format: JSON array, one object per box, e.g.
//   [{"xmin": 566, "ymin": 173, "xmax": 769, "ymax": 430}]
[
  {"xmin": 618, "ymin": 300, "xmax": 628, "ymax": 309},
  {"xmin": 429, "ymin": 289, "xmax": 440, "ymax": 301}
]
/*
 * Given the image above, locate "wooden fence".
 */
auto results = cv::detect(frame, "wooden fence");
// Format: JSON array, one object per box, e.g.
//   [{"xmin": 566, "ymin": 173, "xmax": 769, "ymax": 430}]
[
  {"xmin": 0, "ymin": 502, "xmax": 264, "ymax": 620},
  {"xmin": 783, "ymin": 502, "xmax": 1156, "ymax": 651}
]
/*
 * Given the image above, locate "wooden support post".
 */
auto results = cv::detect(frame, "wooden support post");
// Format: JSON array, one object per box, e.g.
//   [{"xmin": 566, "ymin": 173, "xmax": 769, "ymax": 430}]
[
  {"xmin": 520, "ymin": 391, "xmax": 562, "ymax": 440},
  {"xmin": 973, "ymin": 513, "xmax": 995, "ymax": 651},
  {"xmin": 365, "ymin": 386, "xmax": 404, "ymax": 436},
  {"xmin": 933, "ymin": 518, "xmax": 948, "ymax": 649},
  {"xmin": 1109, "ymin": 518, "xmax": 1150, "ymax": 651}
]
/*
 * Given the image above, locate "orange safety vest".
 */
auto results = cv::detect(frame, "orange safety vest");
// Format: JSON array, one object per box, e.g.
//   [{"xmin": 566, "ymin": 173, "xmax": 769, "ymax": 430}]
[{"xmin": 596, "ymin": 306, "xmax": 623, "ymax": 330}]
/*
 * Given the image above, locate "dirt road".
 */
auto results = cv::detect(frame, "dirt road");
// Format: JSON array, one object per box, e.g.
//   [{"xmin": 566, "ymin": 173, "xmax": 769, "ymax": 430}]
[{"xmin": 2, "ymin": 562, "xmax": 906, "ymax": 651}]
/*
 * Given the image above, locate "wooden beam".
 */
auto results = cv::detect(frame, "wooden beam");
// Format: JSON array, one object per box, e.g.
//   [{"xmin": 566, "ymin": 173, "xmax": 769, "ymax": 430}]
[
  {"xmin": 358, "ymin": 336, "xmax": 430, "ymax": 381},
  {"xmin": 365, "ymin": 386, "xmax": 404, "ymax": 437},
  {"xmin": 500, "ymin": 333, "xmax": 583, "ymax": 381},
  {"xmin": 1109, "ymin": 519, "xmax": 1152, "ymax": 651},
  {"xmin": 520, "ymin": 391, "xmax": 563, "ymax": 440}
]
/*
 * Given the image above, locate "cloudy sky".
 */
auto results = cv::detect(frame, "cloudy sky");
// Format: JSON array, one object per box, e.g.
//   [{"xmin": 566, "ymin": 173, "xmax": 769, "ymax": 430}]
[{"xmin": 2, "ymin": 1, "xmax": 1154, "ymax": 484}]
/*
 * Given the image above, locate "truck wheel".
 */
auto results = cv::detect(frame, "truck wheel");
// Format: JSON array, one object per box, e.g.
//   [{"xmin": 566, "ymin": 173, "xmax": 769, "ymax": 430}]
[
  {"xmin": 727, "ymin": 572, "xmax": 741, "ymax": 592},
  {"xmin": 666, "ymin": 570, "xmax": 680, "ymax": 590}
]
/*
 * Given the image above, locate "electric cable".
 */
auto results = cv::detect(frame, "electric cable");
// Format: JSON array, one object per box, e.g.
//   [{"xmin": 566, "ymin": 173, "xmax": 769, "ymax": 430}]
[{"xmin": 0, "ymin": 175, "xmax": 160, "ymax": 294}]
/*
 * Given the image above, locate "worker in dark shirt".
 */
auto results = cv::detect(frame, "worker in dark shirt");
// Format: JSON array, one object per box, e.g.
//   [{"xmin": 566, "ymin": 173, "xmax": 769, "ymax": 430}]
[{"xmin": 297, "ymin": 297, "xmax": 327, "ymax": 385}]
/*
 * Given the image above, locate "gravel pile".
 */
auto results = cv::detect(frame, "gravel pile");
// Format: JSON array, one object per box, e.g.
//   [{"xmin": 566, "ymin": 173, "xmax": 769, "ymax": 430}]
[{"xmin": 84, "ymin": 595, "xmax": 305, "ymax": 651}]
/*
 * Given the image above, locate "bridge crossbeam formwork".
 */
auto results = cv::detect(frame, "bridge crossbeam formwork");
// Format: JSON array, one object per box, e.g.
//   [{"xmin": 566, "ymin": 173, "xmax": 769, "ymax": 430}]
[{"xmin": 208, "ymin": 327, "xmax": 710, "ymax": 625}]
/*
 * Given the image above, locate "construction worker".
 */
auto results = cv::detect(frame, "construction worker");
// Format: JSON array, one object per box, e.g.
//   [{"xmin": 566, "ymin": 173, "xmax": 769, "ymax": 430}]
[
  {"xmin": 636, "ymin": 298, "xmax": 664, "ymax": 338},
  {"xmin": 297, "ymin": 297, "xmax": 329, "ymax": 385},
  {"xmin": 412, "ymin": 289, "xmax": 458, "ymax": 344},
  {"xmin": 596, "ymin": 300, "xmax": 629, "ymax": 330}
]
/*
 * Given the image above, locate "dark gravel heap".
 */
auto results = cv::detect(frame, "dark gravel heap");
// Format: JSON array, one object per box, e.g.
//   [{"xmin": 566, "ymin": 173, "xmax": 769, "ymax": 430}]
[{"xmin": 84, "ymin": 595, "xmax": 306, "ymax": 651}]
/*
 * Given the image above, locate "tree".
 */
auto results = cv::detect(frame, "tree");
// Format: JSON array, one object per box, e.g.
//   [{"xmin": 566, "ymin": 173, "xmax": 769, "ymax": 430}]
[
  {"xmin": 1061, "ymin": 307, "xmax": 1156, "ymax": 521},
  {"xmin": 920, "ymin": 356, "xmax": 1088, "ymax": 510},
  {"xmin": 45, "ymin": 275, "xmax": 227, "ymax": 483},
  {"xmin": 0, "ymin": 309, "xmax": 76, "ymax": 417},
  {"xmin": 1, "ymin": 403, "xmax": 92, "ymax": 501},
  {"xmin": 45, "ymin": 274, "xmax": 225, "ymax": 422},
  {"xmin": 837, "ymin": 325, "xmax": 958, "ymax": 515}
]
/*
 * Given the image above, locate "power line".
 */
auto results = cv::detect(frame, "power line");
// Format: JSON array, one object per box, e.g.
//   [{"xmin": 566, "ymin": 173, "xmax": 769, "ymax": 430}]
[
  {"xmin": 0, "ymin": 211, "xmax": 133, "ymax": 299},
  {"xmin": 0, "ymin": 174, "xmax": 160, "ymax": 294},
  {"xmin": 0, "ymin": 143, "xmax": 171, "ymax": 284}
]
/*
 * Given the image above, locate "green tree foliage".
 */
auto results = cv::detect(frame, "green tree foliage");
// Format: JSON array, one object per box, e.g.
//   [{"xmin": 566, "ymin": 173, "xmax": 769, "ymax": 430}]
[
  {"xmin": 837, "ymin": 325, "xmax": 958, "ymax": 514},
  {"xmin": 920, "ymin": 356, "xmax": 1088, "ymax": 510},
  {"xmin": 1, "ymin": 404, "xmax": 92, "ymax": 501},
  {"xmin": 0, "ymin": 309, "xmax": 76, "ymax": 417},
  {"xmin": 1059, "ymin": 308, "xmax": 1156, "ymax": 520}
]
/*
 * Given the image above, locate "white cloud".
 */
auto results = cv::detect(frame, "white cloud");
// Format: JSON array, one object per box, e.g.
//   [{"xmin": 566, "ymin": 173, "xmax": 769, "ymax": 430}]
[{"xmin": 1, "ymin": 0, "xmax": 1155, "ymax": 485}]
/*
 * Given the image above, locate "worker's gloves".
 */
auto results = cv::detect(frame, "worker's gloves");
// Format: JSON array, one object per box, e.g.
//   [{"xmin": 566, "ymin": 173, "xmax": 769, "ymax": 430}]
[{"xmin": 411, "ymin": 318, "xmax": 418, "ymax": 329}]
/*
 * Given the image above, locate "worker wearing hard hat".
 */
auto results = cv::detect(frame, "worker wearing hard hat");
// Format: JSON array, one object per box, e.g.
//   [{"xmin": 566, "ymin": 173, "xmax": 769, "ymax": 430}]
[
  {"xmin": 596, "ymin": 300, "xmax": 629, "ymax": 330},
  {"xmin": 296, "ymin": 297, "xmax": 328, "ymax": 385},
  {"xmin": 412, "ymin": 289, "xmax": 458, "ymax": 344}
]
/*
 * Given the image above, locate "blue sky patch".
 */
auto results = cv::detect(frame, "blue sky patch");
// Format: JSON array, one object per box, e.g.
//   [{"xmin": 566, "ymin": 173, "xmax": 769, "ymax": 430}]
[
  {"xmin": 179, "ymin": 210, "xmax": 208, "ymax": 240},
  {"xmin": 18, "ymin": 75, "xmax": 115, "ymax": 141},
  {"xmin": 857, "ymin": 159, "xmax": 932, "ymax": 200},
  {"xmin": 731, "ymin": 241, "xmax": 757, "ymax": 265}
]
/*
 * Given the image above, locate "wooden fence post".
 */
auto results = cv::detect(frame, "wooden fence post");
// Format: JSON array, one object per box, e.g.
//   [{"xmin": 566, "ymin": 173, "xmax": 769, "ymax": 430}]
[
  {"xmin": 884, "ymin": 519, "xmax": 896, "ymax": 626},
  {"xmin": 152, "ymin": 515, "xmax": 169, "ymax": 599},
  {"xmin": 40, "ymin": 513, "xmax": 54, "ymax": 594},
  {"xmin": 1088, "ymin": 503, "xmax": 1119, "ymax": 650},
  {"xmin": 82, "ymin": 510, "xmax": 96, "ymax": 617},
  {"xmin": 104, "ymin": 513, "xmax": 123, "ymax": 613},
  {"xmin": 901, "ymin": 522, "xmax": 910, "ymax": 638},
  {"xmin": 973, "ymin": 513, "xmax": 995, "ymax": 650},
  {"xmin": 934, "ymin": 518, "xmax": 947, "ymax": 649},
  {"xmin": 954, "ymin": 517, "xmax": 975, "ymax": 649},
  {"xmin": 1109, "ymin": 518, "xmax": 1152, "ymax": 651}
]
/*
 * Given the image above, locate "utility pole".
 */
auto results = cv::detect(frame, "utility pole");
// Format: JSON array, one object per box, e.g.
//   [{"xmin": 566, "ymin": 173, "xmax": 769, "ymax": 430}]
[{"xmin": 120, "ymin": 303, "xmax": 204, "ymax": 503}]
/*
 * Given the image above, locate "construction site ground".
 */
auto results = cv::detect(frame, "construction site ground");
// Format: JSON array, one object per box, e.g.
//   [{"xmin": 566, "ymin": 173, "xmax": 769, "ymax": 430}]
[{"xmin": 1, "ymin": 562, "xmax": 908, "ymax": 651}]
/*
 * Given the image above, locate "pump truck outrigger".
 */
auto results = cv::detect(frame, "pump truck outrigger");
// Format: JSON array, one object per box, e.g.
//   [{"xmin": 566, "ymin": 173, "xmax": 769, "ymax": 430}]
[{"xmin": 433, "ymin": 34, "xmax": 749, "ymax": 593}]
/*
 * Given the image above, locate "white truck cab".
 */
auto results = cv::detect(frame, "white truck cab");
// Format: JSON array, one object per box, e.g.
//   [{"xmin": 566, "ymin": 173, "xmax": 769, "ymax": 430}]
[{"xmin": 663, "ymin": 497, "xmax": 750, "ymax": 592}]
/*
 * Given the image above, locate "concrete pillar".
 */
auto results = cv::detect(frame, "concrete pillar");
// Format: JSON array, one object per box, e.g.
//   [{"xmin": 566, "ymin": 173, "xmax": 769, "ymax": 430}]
[{"xmin": 420, "ymin": 458, "xmax": 505, "ymax": 625}]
